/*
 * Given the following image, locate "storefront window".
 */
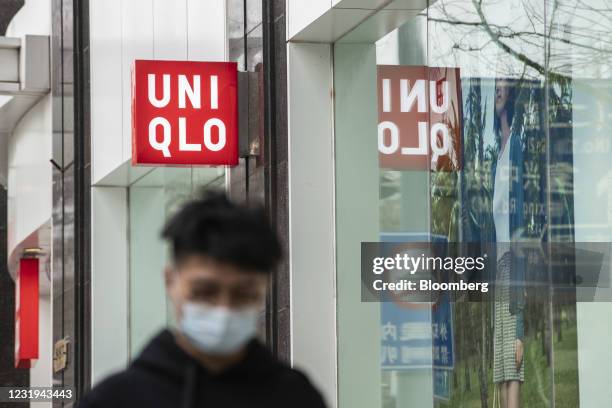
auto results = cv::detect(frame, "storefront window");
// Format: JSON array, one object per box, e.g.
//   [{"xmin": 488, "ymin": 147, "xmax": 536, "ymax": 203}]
[
  {"xmin": 334, "ymin": 1, "xmax": 612, "ymax": 407},
  {"xmin": 127, "ymin": 167, "xmax": 225, "ymax": 357}
]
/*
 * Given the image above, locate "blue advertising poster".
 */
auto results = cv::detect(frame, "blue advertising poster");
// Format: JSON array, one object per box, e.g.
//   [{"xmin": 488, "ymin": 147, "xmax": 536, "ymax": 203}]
[
  {"xmin": 432, "ymin": 292, "xmax": 454, "ymax": 369},
  {"xmin": 381, "ymin": 300, "xmax": 433, "ymax": 369},
  {"xmin": 433, "ymin": 368, "xmax": 452, "ymax": 401},
  {"xmin": 378, "ymin": 233, "xmax": 454, "ymax": 401},
  {"xmin": 380, "ymin": 233, "xmax": 433, "ymax": 370},
  {"xmin": 433, "ymin": 293, "xmax": 454, "ymax": 401}
]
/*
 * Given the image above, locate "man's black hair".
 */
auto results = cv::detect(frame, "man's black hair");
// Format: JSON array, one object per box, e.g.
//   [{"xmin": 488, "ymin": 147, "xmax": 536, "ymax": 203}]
[{"xmin": 161, "ymin": 191, "xmax": 282, "ymax": 273}]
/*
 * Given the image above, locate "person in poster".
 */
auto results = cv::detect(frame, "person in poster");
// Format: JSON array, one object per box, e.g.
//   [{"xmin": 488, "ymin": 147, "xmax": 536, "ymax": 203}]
[
  {"xmin": 457, "ymin": 66, "xmax": 577, "ymax": 406},
  {"xmin": 490, "ymin": 77, "xmax": 525, "ymax": 408}
]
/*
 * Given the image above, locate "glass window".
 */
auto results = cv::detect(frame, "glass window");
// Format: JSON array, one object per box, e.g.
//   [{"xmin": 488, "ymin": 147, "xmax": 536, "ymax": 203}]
[
  {"xmin": 334, "ymin": 1, "xmax": 612, "ymax": 407},
  {"xmin": 128, "ymin": 167, "xmax": 225, "ymax": 357}
]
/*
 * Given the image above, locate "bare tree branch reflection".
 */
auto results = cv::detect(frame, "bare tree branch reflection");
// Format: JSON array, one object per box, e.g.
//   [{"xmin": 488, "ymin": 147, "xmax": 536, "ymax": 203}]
[{"xmin": 423, "ymin": 0, "xmax": 612, "ymax": 81}]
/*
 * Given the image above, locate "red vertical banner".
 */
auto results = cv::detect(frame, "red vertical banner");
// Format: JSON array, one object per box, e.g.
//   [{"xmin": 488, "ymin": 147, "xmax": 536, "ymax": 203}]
[
  {"xmin": 15, "ymin": 258, "xmax": 39, "ymax": 369},
  {"xmin": 377, "ymin": 65, "xmax": 462, "ymax": 171}
]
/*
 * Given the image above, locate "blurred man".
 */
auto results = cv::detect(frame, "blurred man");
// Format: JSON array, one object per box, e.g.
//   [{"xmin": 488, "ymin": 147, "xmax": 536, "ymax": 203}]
[{"xmin": 79, "ymin": 192, "xmax": 326, "ymax": 408}]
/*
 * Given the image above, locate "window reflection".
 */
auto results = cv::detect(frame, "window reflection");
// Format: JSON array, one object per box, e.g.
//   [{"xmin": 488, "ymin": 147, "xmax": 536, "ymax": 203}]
[{"xmin": 336, "ymin": 1, "xmax": 612, "ymax": 407}]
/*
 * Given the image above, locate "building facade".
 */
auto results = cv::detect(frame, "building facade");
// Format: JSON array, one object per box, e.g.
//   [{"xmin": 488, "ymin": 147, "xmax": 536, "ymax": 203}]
[
  {"xmin": 1, "ymin": 1, "xmax": 612, "ymax": 408},
  {"xmin": 0, "ymin": 0, "xmax": 291, "ymax": 406},
  {"xmin": 285, "ymin": 1, "xmax": 612, "ymax": 407}
]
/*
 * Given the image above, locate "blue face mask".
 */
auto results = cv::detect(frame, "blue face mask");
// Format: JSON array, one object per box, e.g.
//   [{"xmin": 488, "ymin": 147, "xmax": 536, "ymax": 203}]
[{"xmin": 179, "ymin": 302, "xmax": 259, "ymax": 355}]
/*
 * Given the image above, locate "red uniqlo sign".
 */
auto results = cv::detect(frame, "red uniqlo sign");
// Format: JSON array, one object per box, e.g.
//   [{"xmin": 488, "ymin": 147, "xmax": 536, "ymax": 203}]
[
  {"xmin": 15, "ymin": 258, "xmax": 39, "ymax": 369},
  {"xmin": 132, "ymin": 60, "xmax": 238, "ymax": 166},
  {"xmin": 377, "ymin": 65, "xmax": 462, "ymax": 171}
]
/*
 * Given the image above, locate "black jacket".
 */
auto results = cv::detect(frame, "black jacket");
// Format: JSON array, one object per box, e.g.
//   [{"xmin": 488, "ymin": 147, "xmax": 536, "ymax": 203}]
[{"xmin": 78, "ymin": 330, "xmax": 327, "ymax": 408}]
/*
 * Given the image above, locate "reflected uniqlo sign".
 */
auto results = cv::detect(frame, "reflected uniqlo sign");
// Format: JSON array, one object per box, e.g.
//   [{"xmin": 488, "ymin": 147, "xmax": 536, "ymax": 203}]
[
  {"xmin": 132, "ymin": 60, "xmax": 238, "ymax": 166},
  {"xmin": 377, "ymin": 66, "xmax": 462, "ymax": 171}
]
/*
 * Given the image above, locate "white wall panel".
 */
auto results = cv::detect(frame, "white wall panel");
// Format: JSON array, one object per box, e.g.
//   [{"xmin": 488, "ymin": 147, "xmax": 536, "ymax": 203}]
[
  {"xmin": 7, "ymin": 95, "xmax": 52, "ymax": 255},
  {"xmin": 187, "ymin": 0, "xmax": 226, "ymax": 61},
  {"xmin": 128, "ymin": 186, "xmax": 167, "ymax": 357},
  {"xmin": 572, "ymin": 79, "xmax": 612, "ymax": 407},
  {"xmin": 121, "ymin": 0, "xmax": 154, "ymax": 163},
  {"xmin": 5, "ymin": 0, "xmax": 51, "ymax": 37},
  {"xmin": 90, "ymin": 0, "xmax": 123, "ymax": 184},
  {"xmin": 5, "ymin": 0, "xmax": 52, "ymax": 257},
  {"xmin": 153, "ymin": 0, "xmax": 187, "ymax": 60},
  {"xmin": 333, "ymin": 43, "xmax": 386, "ymax": 408},
  {"xmin": 287, "ymin": 0, "xmax": 331, "ymax": 40},
  {"xmin": 91, "ymin": 0, "xmax": 228, "ymax": 183},
  {"xmin": 91, "ymin": 186, "xmax": 129, "ymax": 384},
  {"xmin": 287, "ymin": 43, "xmax": 337, "ymax": 408}
]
